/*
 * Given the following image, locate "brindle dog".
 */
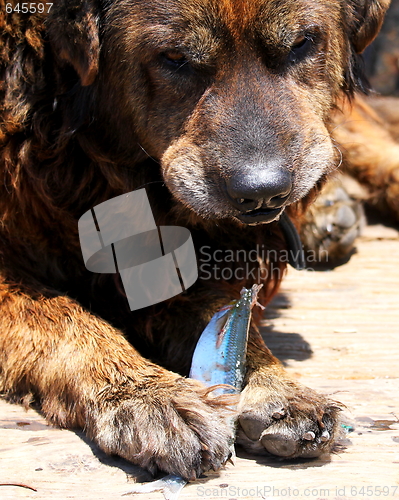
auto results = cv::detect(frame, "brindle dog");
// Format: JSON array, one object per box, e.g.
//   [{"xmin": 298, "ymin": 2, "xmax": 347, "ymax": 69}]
[{"xmin": 0, "ymin": 0, "xmax": 392, "ymax": 480}]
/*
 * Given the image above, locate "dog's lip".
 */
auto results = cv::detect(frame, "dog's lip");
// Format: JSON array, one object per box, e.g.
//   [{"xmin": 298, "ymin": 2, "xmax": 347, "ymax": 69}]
[{"xmin": 235, "ymin": 207, "xmax": 284, "ymax": 225}]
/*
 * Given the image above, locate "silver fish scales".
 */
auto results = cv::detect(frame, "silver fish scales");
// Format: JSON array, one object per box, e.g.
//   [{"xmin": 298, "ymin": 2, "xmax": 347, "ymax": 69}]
[{"xmin": 189, "ymin": 284, "xmax": 263, "ymax": 392}]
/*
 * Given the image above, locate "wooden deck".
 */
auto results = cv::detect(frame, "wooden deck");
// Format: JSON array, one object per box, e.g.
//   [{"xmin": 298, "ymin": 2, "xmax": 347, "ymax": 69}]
[{"xmin": 1, "ymin": 222, "xmax": 399, "ymax": 500}]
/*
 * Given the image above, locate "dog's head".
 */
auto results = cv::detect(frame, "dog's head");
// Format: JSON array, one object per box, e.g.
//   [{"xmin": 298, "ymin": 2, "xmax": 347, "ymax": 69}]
[{"xmin": 49, "ymin": 0, "xmax": 390, "ymax": 224}]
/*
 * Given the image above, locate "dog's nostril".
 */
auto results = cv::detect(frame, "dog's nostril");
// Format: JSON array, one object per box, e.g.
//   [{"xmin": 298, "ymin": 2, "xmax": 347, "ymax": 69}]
[
  {"xmin": 227, "ymin": 166, "xmax": 292, "ymax": 212},
  {"xmin": 233, "ymin": 197, "xmax": 259, "ymax": 212},
  {"xmin": 270, "ymin": 193, "xmax": 290, "ymax": 205}
]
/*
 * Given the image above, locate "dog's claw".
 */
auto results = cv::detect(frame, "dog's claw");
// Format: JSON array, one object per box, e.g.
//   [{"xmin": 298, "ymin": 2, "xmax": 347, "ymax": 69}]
[
  {"xmin": 320, "ymin": 430, "xmax": 330, "ymax": 442},
  {"xmin": 303, "ymin": 431, "xmax": 316, "ymax": 441},
  {"xmin": 272, "ymin": 409, "xmax": 286, "ymax": 420}
]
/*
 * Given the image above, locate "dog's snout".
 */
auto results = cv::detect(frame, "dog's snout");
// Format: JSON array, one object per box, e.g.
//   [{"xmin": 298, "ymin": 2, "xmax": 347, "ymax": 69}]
[{"xmin": 226, "ymin": 167, "xmax": 292, "ymax": 213}]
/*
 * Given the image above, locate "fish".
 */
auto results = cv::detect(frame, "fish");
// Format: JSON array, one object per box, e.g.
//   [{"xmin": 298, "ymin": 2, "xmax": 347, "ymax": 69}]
[
  {"xmin": 123, "ymin": 284, "xmax": 263, "ymax": 500},
  {"xmin": 189, "ymin": 284, "xmax": 263, "ymax": 392}
]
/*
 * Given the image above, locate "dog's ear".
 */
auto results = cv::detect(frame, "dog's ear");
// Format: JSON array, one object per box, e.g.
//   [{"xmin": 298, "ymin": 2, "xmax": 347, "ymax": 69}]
[
  {"xmin": 348, "ymin": 0, "xmax": 391, "ymax": 53},
  {"xmin": 47, "ymin": 0, "xmax": 100, "ymax": 86},
  {"xmin": 343, "ymin": 0, "xmax": 390, "ymax": 94}
]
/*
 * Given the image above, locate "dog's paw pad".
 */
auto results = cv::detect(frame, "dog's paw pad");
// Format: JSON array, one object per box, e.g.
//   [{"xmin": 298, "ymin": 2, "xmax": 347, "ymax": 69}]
[{"xmin": 261, "ymin": 433, "xmax": 298, "ymax": 457}]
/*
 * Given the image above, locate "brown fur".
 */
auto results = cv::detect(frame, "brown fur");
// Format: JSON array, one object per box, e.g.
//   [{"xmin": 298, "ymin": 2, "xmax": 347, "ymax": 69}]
[
  {"xmin": 0, "ymin": 0, "xmax": 392, "ymax": 479},
  {"xmin": 332, "ymin": 95, "xmax": 399, "ymax": 217}
]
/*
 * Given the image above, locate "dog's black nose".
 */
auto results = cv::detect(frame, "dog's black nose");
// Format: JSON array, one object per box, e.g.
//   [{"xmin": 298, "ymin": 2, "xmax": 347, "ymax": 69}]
[{"xmin": 226, "ymin": 167, "xmax": 292, "ymax": 213}]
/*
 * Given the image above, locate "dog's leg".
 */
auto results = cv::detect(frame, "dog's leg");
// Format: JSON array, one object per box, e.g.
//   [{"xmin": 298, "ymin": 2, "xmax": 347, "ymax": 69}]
[
  {"xmin": 236, "ymin": 326, "xmax": 342, "ymax": 458},
  {"xmin": 0, "ymin": 282, "xmax": 231, "ymax": 479},
  {"xmin": 300, "ymin": 94, "xmax": 399, "ymax": 266},
  {"xmin": 332, "ymin": 95, "xmax": 399, "ymax": 220}
]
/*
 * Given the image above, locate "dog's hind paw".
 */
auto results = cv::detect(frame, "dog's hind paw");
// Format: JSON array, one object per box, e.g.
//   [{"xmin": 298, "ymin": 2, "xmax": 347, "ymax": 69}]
[{"xmin": 300, "ymin": 175, "xmax": 366, "ymax": 267}]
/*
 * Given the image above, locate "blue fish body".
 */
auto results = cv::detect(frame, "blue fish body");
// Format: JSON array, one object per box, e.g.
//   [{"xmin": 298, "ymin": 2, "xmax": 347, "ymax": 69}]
[{"xmin": 189, "ymin": 285, "xmax": 262, "ymax": 392}]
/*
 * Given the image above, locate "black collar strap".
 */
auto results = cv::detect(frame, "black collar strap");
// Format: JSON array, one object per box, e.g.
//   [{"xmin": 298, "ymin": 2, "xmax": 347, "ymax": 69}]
[{"xmin": 279, "ymin": 211, "xmax": 306, "ymax": 271}]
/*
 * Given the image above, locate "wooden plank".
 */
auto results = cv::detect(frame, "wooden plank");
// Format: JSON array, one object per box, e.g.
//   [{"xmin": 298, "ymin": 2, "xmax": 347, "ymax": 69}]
[{"xmin": 1, "ymin": 223, "xmax": 399, "ymax": 500}]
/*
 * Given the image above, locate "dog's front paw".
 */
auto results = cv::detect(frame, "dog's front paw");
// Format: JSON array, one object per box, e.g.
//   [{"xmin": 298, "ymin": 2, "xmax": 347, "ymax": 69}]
[
  {"xmin": 236, "ymin": 375, "xmax": 342, "ymax": 458},
  {"xmin": 86, "ymin": 377, "xmax": 232, "ymax": 480}
]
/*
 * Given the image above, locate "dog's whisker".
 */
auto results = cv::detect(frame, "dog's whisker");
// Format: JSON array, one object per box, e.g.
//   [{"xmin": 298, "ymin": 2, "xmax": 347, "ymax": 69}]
[
  {"xmin": 329, "ymin": 118, "xmax": 374, "ymax": 135},
  {"xmin": 137, "ymin": 142, "xmax": 160, "ymax": 165},
  {"xmin": 332, "ymin": 143, "xmax": 343, "ymax": 171}
]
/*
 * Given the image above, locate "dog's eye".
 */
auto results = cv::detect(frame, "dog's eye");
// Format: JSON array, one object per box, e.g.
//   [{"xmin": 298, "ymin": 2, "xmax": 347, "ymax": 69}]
[
  {"xmin": 293, "ymin": 35, "xmax": 307, "ymax": 49},
  {"xmin": 161, "ymin": 51, "xmax": 190, "ymax": 70},
  {"xmin": 288, "ymin": 35, "xmax": 313, "ymax": 63}
]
